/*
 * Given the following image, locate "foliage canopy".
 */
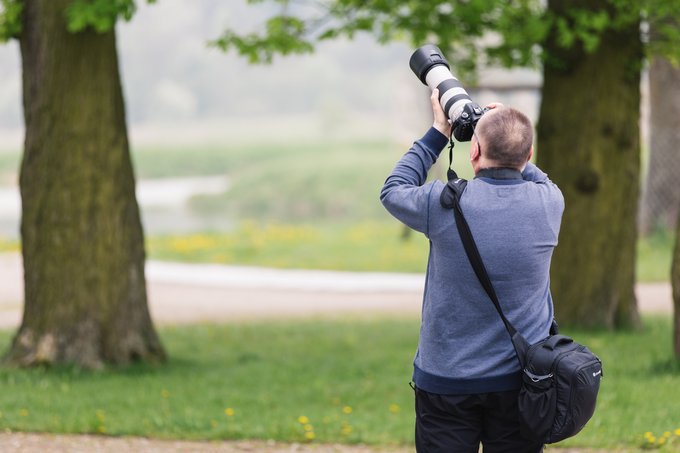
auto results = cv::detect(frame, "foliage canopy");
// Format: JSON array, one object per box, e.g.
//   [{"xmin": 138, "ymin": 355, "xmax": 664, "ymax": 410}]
[
  {"xmin": 4, "ymin": 0, "xmax": 680, "ymax": 69},
  {"xmin": 214, "ymin": 0, "xmax": 680, "ymax": 76},
  {"xmin": 0, "ymin": 0, "xmax": 156, "ymax": 40}
]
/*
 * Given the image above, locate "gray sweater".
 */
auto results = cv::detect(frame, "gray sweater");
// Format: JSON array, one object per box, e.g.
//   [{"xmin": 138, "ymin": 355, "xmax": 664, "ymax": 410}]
[{"xmin": 380, "ymin": 127, "xmax": 564, "ymax": 394}]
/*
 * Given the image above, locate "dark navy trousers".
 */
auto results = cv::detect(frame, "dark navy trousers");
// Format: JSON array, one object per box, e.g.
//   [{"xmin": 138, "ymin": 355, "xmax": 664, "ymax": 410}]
[{"xmin": 414, "ymin": 386, "xmax": 544, "ymax": 453}]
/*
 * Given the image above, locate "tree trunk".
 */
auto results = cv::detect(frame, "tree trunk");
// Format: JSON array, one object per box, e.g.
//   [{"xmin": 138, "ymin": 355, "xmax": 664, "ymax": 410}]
[
  {"xmin": 6, "ymin": 0, "xmax": 165, "ymax": 368},
  {"xmin": 673, "ymin": 208, "xmax": 680, "ymax": 360},
  {"xmin": 536, "ymin": 0, "xmax": 642, "ymax": 329},
  {"xmin": 639, "ymin": 56, "xmax": 680, "ymax": 234}
]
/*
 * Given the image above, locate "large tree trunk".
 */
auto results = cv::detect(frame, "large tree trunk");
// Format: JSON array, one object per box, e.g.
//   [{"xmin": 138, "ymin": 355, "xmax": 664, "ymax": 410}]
[
  {"xmin": 6, "ymin": 0, "xmax": 165, "ymax": 368},
  {"xmin": 536, "ymin": 0, "xmax": 642, "ymax": 329},
  {"xmin": 639, "ymin": 56, "xmax": 680, "ymax": 234},
  {"xmin": 673, "ymin": 209, "xmax": 680, "ymax": 360}
]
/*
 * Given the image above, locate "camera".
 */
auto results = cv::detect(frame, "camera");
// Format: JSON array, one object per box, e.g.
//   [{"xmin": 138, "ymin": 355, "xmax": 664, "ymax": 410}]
[{"xmin": 409, "ymin": 44, "xmax": 486, "ymax": 142}]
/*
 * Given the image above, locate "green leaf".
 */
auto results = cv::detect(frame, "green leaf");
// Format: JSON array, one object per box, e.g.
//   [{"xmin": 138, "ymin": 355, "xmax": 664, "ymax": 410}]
[
  {"xmin": 210, "ymin": 15, "xmax": 315, "ymax": 64},
  {"xmin": 217, "ymin": 0, "xmax": 680, "ymax": 73},
  {"xmin": 64, "ymin": 0, "xmax": 154, "ymax": 33},
  {"xmin": 0, "ymin": 0, "xmax": 23, "ymax": 42}
]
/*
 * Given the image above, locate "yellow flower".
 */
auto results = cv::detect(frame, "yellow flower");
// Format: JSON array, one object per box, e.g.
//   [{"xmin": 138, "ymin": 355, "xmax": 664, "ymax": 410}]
[
  {"xmin": 97, "ymin": 425, "xmax": 106, "ymax": 434},
  {"xmin": 389, "ymin": 404, "xmax": 401, "ymax": 413},
  {"xmin": 675, "ymin": 428, "xmax": 680, "ymax": 436},
  {"xmin": 303, "ymin": 424, "xmax": 314, "ymax": 432},
  {"xmin": 341, "ymin": 425, "xmax": 353, "ymax": 435},
  {"xmin": 647, "ymin": 436, "xmax": 657, "ymax": 443},
  {"xmin": 224, "ymin": 407, "xmax": 235, "ymax": 417},
  {"xmin": 298, "ymin": 415, "xmax": 310, "ymax": 424},
  {"xmin": 305, "ymin": 431, "xmax": 315, "ymax": 440},
  {"xmin": 342, "ymin": 406, "xmax": 353, "ymax": 414},
  {"xmin": 644, "ymin": 432, "xmax": 654, "ymax": 438},
  {"xmin": 19, "ymin": 409, "xmax": 28, "ymax": 417},
  {"xmin": 658, "ymin": 437, "xmax": 666, "ymax": 445}
]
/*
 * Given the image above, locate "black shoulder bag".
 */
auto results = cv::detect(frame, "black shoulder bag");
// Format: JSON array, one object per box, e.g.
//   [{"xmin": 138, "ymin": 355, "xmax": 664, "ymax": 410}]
[{"xmin": 440, "ymin": 174, "xmax": 603, "ymax": 444}]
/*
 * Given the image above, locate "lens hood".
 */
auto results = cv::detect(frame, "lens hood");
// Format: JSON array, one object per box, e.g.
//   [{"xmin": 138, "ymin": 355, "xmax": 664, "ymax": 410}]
[{"xmin": 409, "ymin": 44, "xmax": 450, "ymax": 85}]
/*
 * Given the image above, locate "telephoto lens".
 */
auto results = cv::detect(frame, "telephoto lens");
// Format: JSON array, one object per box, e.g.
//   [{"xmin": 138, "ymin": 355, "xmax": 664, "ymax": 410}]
[{"xmin": 409, "ymin": 44, "xmax": 484, "ymax": 141}]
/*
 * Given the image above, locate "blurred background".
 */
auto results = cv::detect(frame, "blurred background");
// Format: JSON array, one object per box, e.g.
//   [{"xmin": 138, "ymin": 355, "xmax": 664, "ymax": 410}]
[
  {"xmin": 0, "ymin": 2, "xmax": 677, "ymax": 450},
  {"xmin": 0, "ymin": 0, "xmax": 546, "ymax": 246}
]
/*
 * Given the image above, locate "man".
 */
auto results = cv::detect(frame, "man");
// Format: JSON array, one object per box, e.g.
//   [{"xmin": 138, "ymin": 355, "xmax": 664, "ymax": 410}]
[{"xmin": 380, "ymin": 89, "xmax": 564, "ymax": 452}]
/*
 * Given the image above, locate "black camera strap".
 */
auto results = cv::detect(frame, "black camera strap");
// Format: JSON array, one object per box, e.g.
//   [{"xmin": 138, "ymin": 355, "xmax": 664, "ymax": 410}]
[
  {"xmin": 449, "ymin": 186, "xmax": 530, "ymax": 367},
  {"xmin": 446, "ymin": 130, "xmax": 457, "ymax": 181}
]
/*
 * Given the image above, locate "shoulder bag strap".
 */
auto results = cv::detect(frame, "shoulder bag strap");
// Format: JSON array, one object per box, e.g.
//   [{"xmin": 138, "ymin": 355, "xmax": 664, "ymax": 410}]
[{"xmin": 449, "ymin": 185, "xmax": 530, "ymax": 367}]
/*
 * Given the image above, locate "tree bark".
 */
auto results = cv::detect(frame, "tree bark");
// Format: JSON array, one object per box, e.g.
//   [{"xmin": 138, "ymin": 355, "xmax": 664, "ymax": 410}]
[
  {"xmin": 673, "ymin": 208, "xmax": 680, "ymax": 360},
  {"xmin": 6, "ymin": 0, "xmax": 165, "ymax": 367},
  {"xmin": 639, "ymin": 56, "xmax": 680, "ymax": 234},
  {"xmin": 536, "ymin": 0, "xmax": 642, "ymax": 329}
]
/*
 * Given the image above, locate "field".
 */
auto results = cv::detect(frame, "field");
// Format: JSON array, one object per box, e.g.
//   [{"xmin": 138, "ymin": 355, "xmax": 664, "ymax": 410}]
[
  {"xmin": 0, "ymin": 142, "xmax": 674, "ymax": 280},
  {"xmin": 0, "ymin": 317, "xmax": 677, "ymax": 450},
  {"xmin": 131, "ymin": 139, "xmax": 447, "ymax": 224},
  {"xmin": 0, "ymin": 143, "xmax": 679, "ymax": 450}
]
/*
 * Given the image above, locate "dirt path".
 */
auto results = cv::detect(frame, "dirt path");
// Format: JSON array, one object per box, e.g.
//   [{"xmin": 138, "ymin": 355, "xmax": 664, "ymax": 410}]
[
  {"xmin": 0, "ymin": 252, "xmax": 673, "ymax": 329},
  {"xmin": 0, "ymin": 432, "xmax": 625, "ymax": 452},
  {"xmin": 0, "ymin": 433, "xmax": 410, "ymax": 453}
]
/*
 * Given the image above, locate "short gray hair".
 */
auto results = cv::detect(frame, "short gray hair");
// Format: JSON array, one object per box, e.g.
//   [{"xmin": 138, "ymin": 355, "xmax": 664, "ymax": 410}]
[{"xmin": 476, "ymin": 107, "xmax": 533, "ymax": 168}]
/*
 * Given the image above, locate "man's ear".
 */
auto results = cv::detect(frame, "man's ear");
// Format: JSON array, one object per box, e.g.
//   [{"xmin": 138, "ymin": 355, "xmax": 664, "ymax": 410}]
[
  {"xmin": 470, "ymin": 140, "xmax": 481, "ymax": 162},
  {"xmin": 527, "ymin": 146, "xmax": 534, "ymax": 162}
]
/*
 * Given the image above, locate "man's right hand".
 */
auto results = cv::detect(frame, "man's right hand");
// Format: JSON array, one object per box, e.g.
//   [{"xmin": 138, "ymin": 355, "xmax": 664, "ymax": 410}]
[{"xmin": 431, "ymin": 89, "xmax": 452, "ymax": 138}]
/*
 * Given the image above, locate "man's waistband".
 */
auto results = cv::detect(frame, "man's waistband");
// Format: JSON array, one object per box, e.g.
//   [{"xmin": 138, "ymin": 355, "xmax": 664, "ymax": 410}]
[{"xmin": 413, "ymin": 365, "xmax": 521, "ymax": 395}]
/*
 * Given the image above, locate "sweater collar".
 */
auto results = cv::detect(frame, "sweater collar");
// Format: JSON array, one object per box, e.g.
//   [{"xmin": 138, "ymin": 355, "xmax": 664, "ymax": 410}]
[{"xmin": 475, "ymin": 167, "xmax": 522, "ymax": 180}]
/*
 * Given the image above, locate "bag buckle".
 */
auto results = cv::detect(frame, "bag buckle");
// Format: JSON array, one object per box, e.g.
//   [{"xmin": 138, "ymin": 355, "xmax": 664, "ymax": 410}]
[{"xmin": 524, "ymin": 368, "xmax": 554, "ymax": 383}]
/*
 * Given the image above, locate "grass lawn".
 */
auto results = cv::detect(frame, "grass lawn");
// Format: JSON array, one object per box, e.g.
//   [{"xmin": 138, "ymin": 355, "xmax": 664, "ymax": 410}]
[
  {"xmin": 1, "ymin": 140, "xmax": 675, "ymax": 281},
  {"xmin": 637, "ymin": 229, "xmax": 675, "ymax": 283},
  {"xmin": 0, "ymin": 221, "xmax": 674, "ymax": 282},
  {"xmin": 0, "ymin": 318, "xmax": 417, "ymax": 447},
  {"xmin": 146, "ymin": 221, "xmax": 430, "ymax": 273},
  {"xmin": 0, "ymin": 317, "xmax": 678, "ymax": 450},
  {"xmin": 145, "ymin": 220, "xmax": 675, "ymax": 282}
]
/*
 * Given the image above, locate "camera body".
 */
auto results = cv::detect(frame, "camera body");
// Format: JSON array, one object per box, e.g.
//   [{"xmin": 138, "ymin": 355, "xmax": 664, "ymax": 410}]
[
  {"xmin": 409, "ymin": 44, "xmax": 485, "ymax": 142},
  {"xmin": 452, "ymin": 102, "xmax": 488, "ymax": 142}
]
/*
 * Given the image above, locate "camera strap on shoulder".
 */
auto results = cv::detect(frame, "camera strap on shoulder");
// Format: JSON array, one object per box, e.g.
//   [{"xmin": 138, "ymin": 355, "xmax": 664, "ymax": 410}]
[
  {"xmin": 438, "ymin": 132, "xmax": 528, "ymax": 362},
  {"xmin": 448, "ymin": 186, "xmax": 530, "ymax": 366},
  {"xmin": 446, "ymin": 129, "xmax": 456, "ymax": 181},
  {"xmin": 439, "ymin": 134, "xmax": 468, "ymax": 209},
  {"xmin": 439, "ymin": 137, "xmax": 529, "ymax": 362}
]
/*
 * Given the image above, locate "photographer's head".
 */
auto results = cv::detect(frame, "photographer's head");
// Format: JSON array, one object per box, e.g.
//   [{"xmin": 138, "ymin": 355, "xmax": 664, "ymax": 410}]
[{"xmin": 470, "ymin": 107, "xmax": 534, "ymax": 173}]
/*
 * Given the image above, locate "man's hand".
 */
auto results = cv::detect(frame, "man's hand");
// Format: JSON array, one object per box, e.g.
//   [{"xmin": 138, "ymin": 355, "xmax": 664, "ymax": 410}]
[
  {"xmin": 484, "ymin": 102, "xmax": 504, "ymax": 110},
  {"xmin": 431, "ymin": 89, "xmax": 452, "ymax": 138}
]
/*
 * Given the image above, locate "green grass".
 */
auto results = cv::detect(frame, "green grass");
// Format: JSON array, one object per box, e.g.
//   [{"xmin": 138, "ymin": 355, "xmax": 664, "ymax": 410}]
[
  {"xmin": 562, "ymin": 317, "xmax": 680, "ymax": 451},
  {"xmin": 2, "ymin": 219, "xmax": 673, "ymax": 282},
  {"xmin": 185, "ymin": 141, "xmax": 394, "ymax": 223},
  {"xmin": 130, "ymin": 140, "xmax": 429, "ymax": 224},
  {"xmin": 0, "ymin": 317, "xmax": 677, "ymax": 450},
  {"xmin": 146, "ymin": 220, "xmax": 675, "ymax": 282},
  {"xmin": 146, "ymin": 221, "xmax": 429, "ymax": 273},
  {"xmin": 1, "ymin": 139, "xmax": 675, "ymax": 281},
  {"xmin": 0, "ymin": 318, "xmax": 418, "ymax": 446},
  {"xmin": 0, "ymin": 141, "xmax": 459, "ymax": 224},
  {"xmin": 0, "ymin": 149, "xmax": 20, "ymax": 163},
  {"xmin": 638, "ymin": 229, "xmax": 675, "ymax": 282},
  {"xmin": 0, "ymin": 237, "xmax": 19, "ymax": 253}
]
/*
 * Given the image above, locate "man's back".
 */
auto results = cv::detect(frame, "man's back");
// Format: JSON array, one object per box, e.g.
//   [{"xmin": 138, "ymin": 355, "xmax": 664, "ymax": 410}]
[
  {"xmin": 382, "ymin": 93, "xmax": 562, "ymax": 452},
  {"xmin": 414, "ymin": 166, "xmax": 563, "ymax": 393},
  {"xmin": 380, "ymin": 126, "xmax": 564, "ymax": 394}
]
